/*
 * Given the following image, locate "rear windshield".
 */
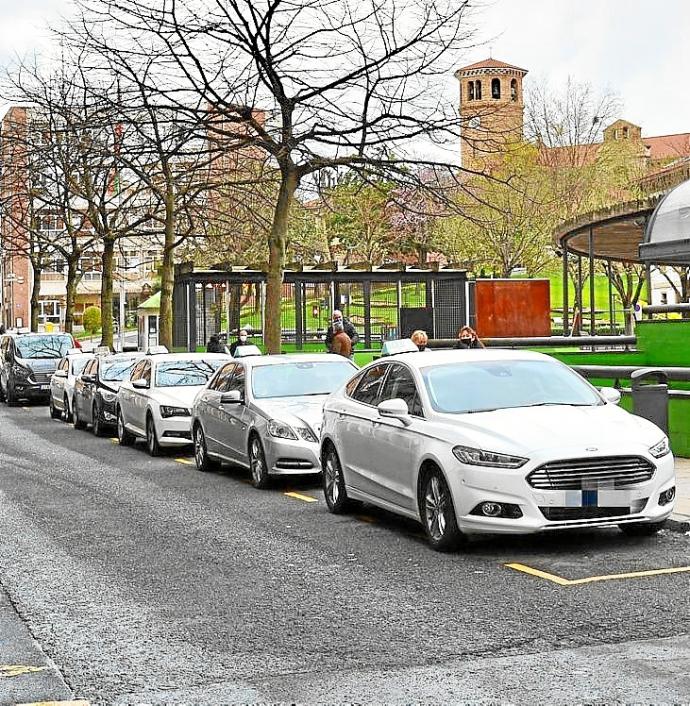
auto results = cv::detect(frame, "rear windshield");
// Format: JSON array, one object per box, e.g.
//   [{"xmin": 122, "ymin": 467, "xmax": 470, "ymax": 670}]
[
  {"xmin": 15, "ymin": 335, "xmax": 72, "ymax": 360},
  {"xmin": 155, "ymin": 359, "xmax": 223, "ymax": 387},
  {"xmin": 101, "ymin": 358, "xmax": 139, "ymax": 382}
]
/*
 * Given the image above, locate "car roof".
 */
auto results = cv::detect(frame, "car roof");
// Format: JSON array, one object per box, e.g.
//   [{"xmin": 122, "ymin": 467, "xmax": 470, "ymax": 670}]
[
  {"xmin": 101, "ymin": 352, "xmax": 141, "ymax": 361},
  {"xmin": 375, "ymin": 348, "xmax": 551, "ymax": 369},
  {"xmin": 147, "ymin": 352, "xmax": 231, "ymax": 364},
  {"xmin": 238, "ymin": 353, "xmax": 356, "ymax": 368}
]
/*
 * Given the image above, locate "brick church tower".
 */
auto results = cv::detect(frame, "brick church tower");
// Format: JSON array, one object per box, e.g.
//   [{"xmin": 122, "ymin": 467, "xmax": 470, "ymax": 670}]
[{"xmin": 454, "ymin": 58, "xmax": 528, "ymax": 173}]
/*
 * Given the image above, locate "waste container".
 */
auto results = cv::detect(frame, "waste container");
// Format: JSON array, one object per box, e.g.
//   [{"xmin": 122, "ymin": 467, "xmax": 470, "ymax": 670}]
[{"xmin": 630, "ymin": 368, "xmax": 668, "ymax": 434}]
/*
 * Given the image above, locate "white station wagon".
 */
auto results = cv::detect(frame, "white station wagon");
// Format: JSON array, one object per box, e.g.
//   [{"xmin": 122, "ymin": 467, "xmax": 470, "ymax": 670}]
[{"xmin": 321, "ymin": 350, "xmax": 675, "ymax": 551}]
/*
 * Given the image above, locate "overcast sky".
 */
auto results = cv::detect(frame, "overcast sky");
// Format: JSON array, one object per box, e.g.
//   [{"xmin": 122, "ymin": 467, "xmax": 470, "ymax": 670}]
[{"xmin": 1, "ymin": 0, "xmax": 688, "ymax": 138}]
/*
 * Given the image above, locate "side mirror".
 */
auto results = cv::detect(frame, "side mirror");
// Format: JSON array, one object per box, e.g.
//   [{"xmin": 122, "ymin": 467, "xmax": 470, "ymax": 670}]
[
  {"xmin": 132, "ymin": 378, "xmax": 150, "ymax": 390},
  {"xmin": 600, "ymin": 387, "xmax": 621, "ymax": 405},
  {"xmin": 81, "ymin": 374, "xmax": 95, "ymax": 384},
  {"xmin": 4, "ymin": 351, "xmax": 12, "ymax": 363},
  {"xmin": 220, "ymin": 389, "xmax": 243, "ymax": 405},
  {"xmin": 54, "ymin": 369, "xmax": 68, "ymax": 379},
  {"xmin": 378, "ymin": 398, "xmax": 412, "ymax": 426}
]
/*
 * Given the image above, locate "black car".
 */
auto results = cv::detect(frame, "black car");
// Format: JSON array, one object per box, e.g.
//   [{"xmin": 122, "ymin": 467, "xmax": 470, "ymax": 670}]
[
  {"xmin": 0, "ymin": 332, "xmax": 74, "ymax": 405},
  {"xmin": 72, "ymin": 353, "xmax": 140, "ymax": 435}
]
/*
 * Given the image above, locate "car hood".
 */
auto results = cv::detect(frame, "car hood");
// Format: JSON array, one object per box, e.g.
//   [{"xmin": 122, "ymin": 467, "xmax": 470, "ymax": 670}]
[
  {"xmin": 152, "ymin": 386, "xmax": 205, "ymax": 408},
  {"xmin": 433, "ymin": 403, "xmax": 665, "ymax": 456},
  {"xmin": 254, "ymin": 395, "xmax": 327, "ymax": 435},
  {"xmin": 18, "ymin": 357, "xmax": 59, "ymax": 373}
]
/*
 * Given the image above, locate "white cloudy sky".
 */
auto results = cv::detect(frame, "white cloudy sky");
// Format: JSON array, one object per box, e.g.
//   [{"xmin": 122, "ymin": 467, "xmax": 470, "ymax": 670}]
[{"xmin": 0, "ymin": 0, "xmax": 688, "ymax": 138}]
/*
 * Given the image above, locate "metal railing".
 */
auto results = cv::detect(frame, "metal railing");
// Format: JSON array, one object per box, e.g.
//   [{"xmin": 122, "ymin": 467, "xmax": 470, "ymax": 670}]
[{"xmin": 428, "ymin": 335, "xmax": 636, "ymax": 349}]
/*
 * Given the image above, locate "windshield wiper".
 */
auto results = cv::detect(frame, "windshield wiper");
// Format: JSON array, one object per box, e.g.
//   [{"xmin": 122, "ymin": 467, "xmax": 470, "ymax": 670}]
[{"xmin": 522, "ymin": 402, "xmax": 595, "ymax": 408}]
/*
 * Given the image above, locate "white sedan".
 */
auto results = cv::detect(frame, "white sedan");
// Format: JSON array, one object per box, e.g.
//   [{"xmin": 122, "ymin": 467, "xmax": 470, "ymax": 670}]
[
  {"xmin": 321, "ymin": 349, "xmax": 675, "ymax": 551},
  {"xmin": 49, "ymin": 351, "xmax": 94, "ymax": 422},
  {"xmin": 117, "ymin": 352, "xmax": 230, "ymax": 455}
]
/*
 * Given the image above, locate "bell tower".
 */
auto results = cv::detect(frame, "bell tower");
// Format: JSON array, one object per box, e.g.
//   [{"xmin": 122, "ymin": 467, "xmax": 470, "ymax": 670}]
[{"xmin": 455, "ymin": 58, "xmax": 528, "ymax": 173}]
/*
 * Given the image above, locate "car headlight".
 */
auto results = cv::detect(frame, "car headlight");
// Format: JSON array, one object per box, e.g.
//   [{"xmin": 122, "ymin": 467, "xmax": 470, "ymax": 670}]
[
  {"xmin": 453, "ymin": 445, "xmax": 528, "ymax": 469},
  {"xmin": 101, "ymin": 390, "xmax": 117, "ymax": 403},
  {"xmin": 649, "ymin": 437, "xmax": 671, "ymax": 459},
  {"xmin": 295, "ymin": 426, "xmax": 318, "ymax": 443},
  {"xmin": 159, "ymin": 405, "xmax": 191, "ymax": 418},
  {"xmin": 267, "ymin": 419, "xmax": 298, "ymax": 440},
  {"xmin": 12, "ymin": 364, "xmax": 30, "ymax": 379}
]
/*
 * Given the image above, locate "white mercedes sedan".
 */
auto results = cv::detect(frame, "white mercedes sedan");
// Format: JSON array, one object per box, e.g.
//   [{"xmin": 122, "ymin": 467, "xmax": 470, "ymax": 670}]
[
  {"xmin": 192, "ymin": 354, "xmax": 358, "ymax": 487},
  {"xmin": 117, "ymin": 352, "xmax": 230, "ymax": 455},
  {"xmin": 321, "ymin": 350, "xmax": 675, "ymax": 551}
]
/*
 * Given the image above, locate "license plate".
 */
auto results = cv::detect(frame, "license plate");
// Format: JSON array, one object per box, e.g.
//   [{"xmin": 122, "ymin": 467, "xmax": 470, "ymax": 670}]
[{"xmin": 39, "ymin": 384, "xmax": 50, "ymax": 390}]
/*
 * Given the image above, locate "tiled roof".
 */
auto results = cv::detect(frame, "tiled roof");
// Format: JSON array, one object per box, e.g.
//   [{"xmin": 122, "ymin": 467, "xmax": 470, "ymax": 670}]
[
  {"xmin": 642, "ymin": 133, "xmax": 690, "ymax": 161},
  {"xmin": 455, "ymin": 58, "xmax": 528, "ymax": 74}
]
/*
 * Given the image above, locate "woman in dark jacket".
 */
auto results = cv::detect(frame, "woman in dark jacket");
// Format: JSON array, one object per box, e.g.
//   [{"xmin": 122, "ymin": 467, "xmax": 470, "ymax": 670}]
[{"xmin": 454, "ymin": 325, "xmax": 484, "ymax": 349}]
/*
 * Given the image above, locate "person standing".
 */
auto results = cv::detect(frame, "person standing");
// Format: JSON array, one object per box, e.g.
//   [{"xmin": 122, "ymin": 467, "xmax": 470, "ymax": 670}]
[
  {"xmin": 229, "ymin": 329, "xmax": 250, "ymax": 356},
  {"xmin": 330, "ymin": 320, "xmax": 352, "ymax": 358},
  {"xmin": 455, "ymin": 325, "xmax": 484, "ymax": 349},
  {"xmin": 206, "ymin": 333, "xmax": 226, "ymax": 353},
  {"xmin": 325, "ymin": 310, "xmax": 358, "ymax": 352}
]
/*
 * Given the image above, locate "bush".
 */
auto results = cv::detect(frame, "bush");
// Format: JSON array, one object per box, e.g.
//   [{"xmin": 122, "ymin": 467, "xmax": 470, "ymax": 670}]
[{"xmin": 83, "ymin": 306, "xmax": 102, "ymax": 336}]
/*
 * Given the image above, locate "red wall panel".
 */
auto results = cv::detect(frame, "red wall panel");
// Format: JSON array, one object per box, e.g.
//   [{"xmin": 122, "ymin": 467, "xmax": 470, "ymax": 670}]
[{"xmin": 475, "ymin": 279, "xmax": 551, "ymax": 338}]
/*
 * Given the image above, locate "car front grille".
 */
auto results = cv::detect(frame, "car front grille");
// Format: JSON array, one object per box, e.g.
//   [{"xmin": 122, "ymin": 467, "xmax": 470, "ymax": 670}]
[
  {"xmin": 30, "ymin": 372, "xmax": 52, "ymax": 384},
  {"xmin": 527, "ymin": 456, "xmax": 655, "ymax": 490},
  {"xmin": 539, "ymin": 506, "xmax": 637, "ymax": 521}
]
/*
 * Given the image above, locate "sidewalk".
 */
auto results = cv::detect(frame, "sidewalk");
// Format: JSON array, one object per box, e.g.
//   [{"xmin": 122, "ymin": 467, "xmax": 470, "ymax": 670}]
[{"xmin": 671, "ymin": 456, "xmax": 690, "ymax": 530}]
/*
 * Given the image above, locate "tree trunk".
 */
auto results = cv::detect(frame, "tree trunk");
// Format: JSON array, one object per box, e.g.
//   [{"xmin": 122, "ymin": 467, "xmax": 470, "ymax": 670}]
[
  {"xmin": 30, "ymin": 263, "xmax": 41, "ymax": 332},
  {"xmin": 64, "ymin": 257, "xmax": 79, "ymax": 334},
  {"xmin": 265, "ymin": 171, "xmax": 298, "ymax": 353},
  {"xmin": 159, "ymin": 190, "xmax": 176, "ymax": 350},
  {"xmin": 100, "ymin": 238, "xmax": 115, "ymax": 349}
]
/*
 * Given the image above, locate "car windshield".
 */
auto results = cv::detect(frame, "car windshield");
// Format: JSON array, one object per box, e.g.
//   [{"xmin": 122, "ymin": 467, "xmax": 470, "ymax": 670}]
[
  {"xmin": 422, "ymin": 359, "xmax": 602, "ymax": 414},
  {"xmin": 252, "ymin": 360, "xmax": 355, "ymax": 399},
  {"xmin": 155, "ymin": 359, "xmax": 224, "ymax": 387},
  {"xmin": 70, "ymin": 357, "xmax": 91, "ymax": 376},
  {"xmin": 15, "ymin": 335, "xmax": 72, "ymax": 360},
  {"xmin": 101, "ymin": 358, "xmax": 138, "ymax": 382}
]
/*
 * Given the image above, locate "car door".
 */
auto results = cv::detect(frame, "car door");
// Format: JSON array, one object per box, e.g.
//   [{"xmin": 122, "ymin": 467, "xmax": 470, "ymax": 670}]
[
  {"xmin": 120, "ymin": 359, "xmax": 145, "ymax": 431},
  {"xmin": 79, "ymin": 358, "xmax": 98, "ymax": 423},
  {"xmin": 369, "ymin": 363, "xmax": 427, "ymax": 512},
  {"xmin": 51, "ymin": 358, "xmax": 69, "ymax": 409},
  {"xmin": 219, "ymin": 364, "xmax": 251, "ymax": 463},
  {"xmin": 199, "ymin": 362, "xmax": 236, "ymax": 455},
  {"xmin": 337, "ymin": 362, "xmax": 390, "ymax": 496},
  {"xmin": 130, "ymin": 360, "xmax": 151, "ymax": 434},
  {"xmin": 0, "ymin": 337, "xmax": 9, "ymax": 392}
]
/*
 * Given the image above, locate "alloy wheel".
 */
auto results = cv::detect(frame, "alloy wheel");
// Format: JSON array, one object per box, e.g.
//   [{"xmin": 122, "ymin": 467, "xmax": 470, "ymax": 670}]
[
  {"xmin": 249, "ymin": 437, "xmax": 269, "ymax": 488},
  {"xmin": 194, "ymin": 426, "xmax": 206, "ymax": 469},
  {"xmin": 324, "ymin": 453, "xmax": 340, "ymax": 506},
  {"xmin": 424, "ymin": 475, "xmax": 448, "ymax": 541}
]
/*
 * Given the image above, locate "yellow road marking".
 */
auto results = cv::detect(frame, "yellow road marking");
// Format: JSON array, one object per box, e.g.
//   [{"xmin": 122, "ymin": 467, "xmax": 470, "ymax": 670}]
[
  {"xmin": 22, "ymin": 406, "xmax": 30, "ymax": 411},
  {"xmin": 356, "ymin": 515, "xmax": 377, "ymax": 523},
  {"xmin": 18, "ymin": 701, "xmax": 90, "ymax": 706},
  {"xmin": 506, "ymin": 562, "xmax": 690, "ymax": 586},
  {"xmin": 284, "ymin": 491, "xmax": 318, "ymax": 503},
  {"xmin": 110, "ymin": 437, "xmax": 118, "ymax": 444},
  {"xmin": 175, "ymin": 457, "xmax": 194, "ymax": 465},
  {"xmin": 0, "ymin": 664, "xmax": 47, "ymax": 678}
]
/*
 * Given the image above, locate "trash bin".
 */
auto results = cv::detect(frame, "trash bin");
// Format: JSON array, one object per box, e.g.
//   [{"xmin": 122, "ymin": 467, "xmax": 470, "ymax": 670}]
[{"xmin": 630, "ymin": 368, "xmax": 668, "ymax": 434}]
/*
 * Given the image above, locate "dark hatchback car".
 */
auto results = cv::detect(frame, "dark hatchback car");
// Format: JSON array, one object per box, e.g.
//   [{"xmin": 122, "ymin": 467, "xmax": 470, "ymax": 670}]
[
  {"xmin": 0, "ymin": 333, "xmax": 74, "ymax": 405},
  {"xmin": 72, "ymin": 352, "xmax": 140, "ymax": 435}
]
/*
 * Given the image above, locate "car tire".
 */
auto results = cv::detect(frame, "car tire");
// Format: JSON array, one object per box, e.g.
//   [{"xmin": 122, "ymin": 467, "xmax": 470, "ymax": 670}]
[
  {"xmin": 92, "ymin": 402, "xmax": 106, "ymax": 437},
  {"xmin": 249, "ymin": 435, "xmax": 270, "ymax": 489},
  {"xmin": 6, "ymin": 384, "xmax": 18, "ymax": 407},
  {"xmin": 619, "ymin": 520, "xmax": 666, "ymax": 537},
  {"xmin": 73, "ymin": 402, "xmax": 87, "ymax": 430},
  {"xmin": 146, "ymin": 414, "xmax": 161, "ymax": 457},
  {"xmin": 420, "ymin": 466, "xmax": 464, "ymax": 552},
  {"xmin": 117, "ymin": 407, "xmax": 135, "ymax": 446},
  {"xmin": 194, "ymin": 423, "xmax": 219, "ymax": 473},
  {"xmin": 322, "ymin": 444, "xmax": 353, "ymax": 514},
  {"xmin": 63, "ymin": 394, "xmax": 72, "ymax": 423},
  {"xmin": 49, "ymin": 395, "xmax": 61, "ymax": 419}
]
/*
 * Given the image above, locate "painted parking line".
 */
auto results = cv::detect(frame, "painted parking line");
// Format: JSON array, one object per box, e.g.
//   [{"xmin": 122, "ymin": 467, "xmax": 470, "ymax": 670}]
[
  {"xmin": 0, "ymin": 664, "xmax": 47, "ymax": 678},
  {"xmin": 175, "ymin": 458, "xmax": 195, "ymax": 466},
  {"xmin": 506, "ymin": 562, "xmax": 690, "ymax": 586},
  {"xmin": 18, "ymin": 701, "xmax": 89, "ymax": 706},
  {"xmin": 110, "ymin": 437, "xmax": 118, "ymax": 444},
  {"xmin": 284, "ymin": 491, "xmax": 318, "ymax": 503}
]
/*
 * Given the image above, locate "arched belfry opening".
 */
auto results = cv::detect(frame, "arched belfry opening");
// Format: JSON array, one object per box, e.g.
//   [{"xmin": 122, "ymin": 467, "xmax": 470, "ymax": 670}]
[{"xmin": 491, "ymin": 78, "xmax": 501, "ymax": 99}]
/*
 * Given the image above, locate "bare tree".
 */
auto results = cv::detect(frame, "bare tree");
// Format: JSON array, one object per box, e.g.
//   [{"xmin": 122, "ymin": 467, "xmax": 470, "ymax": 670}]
[{"xmin": 74, "ymin": 0, "xmax": 480, "ymax": 352}]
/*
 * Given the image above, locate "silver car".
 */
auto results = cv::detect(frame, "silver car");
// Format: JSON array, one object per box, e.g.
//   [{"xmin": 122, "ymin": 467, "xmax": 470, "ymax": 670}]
[{"xmin": 191, "ymin": 354, "xmax": 358, "ymax": 488}]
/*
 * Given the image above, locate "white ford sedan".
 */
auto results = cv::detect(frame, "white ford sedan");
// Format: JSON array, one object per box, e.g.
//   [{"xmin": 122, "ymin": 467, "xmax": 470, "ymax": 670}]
[
  {"xmin": 321, "ymin": 350, "xmax": 675, "ymax": 551},
  {"xmin": 117, "ymin": 352, "xmax": 230, "ymax": 455}
]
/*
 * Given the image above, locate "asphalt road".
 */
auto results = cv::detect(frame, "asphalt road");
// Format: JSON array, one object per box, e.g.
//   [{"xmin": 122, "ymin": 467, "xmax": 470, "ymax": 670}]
[{"xmin": 0, "ymin": 402, "xmax": 689, "ymax": 704}]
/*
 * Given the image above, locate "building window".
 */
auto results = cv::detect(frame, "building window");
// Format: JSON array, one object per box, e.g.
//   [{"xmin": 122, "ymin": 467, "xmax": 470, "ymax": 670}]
[
  {"xmin": 491, "ymin": 78, "xmax": 501, "ymax": 99},
  {"xmin": 661, "ymin": 292, "xmax": 668, "ymax": 305},
  {"xmin": 475, "ymin": 80, "xmax": 482, "ymax": 100},
  {"xmin": 622, "ymin": 126, "xmax": 629, "ymax": 138},
  {"xmin": 511, "ymin": 78, "xmax": 518, "ymax": 101},
  {"xmin": 614, "ymin": 129, "xmax": 620, "ymax": 139},
  {"xmin": 468, "ymin": 81, "xmax": 474, "ymax": 101}
]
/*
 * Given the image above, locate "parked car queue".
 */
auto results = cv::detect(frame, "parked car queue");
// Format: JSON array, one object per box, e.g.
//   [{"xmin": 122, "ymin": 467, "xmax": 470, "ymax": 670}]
[{"xmin": 0, "ymin": 331, "xmax": 677, "ymax": 552}]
